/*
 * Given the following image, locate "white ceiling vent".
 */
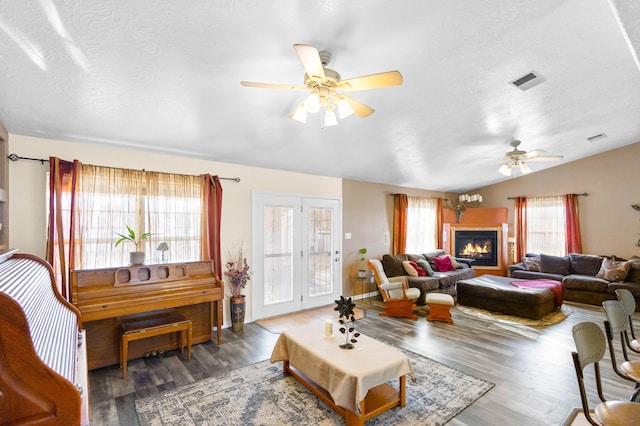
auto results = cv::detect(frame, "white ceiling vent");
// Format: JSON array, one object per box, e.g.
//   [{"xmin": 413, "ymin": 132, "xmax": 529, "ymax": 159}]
[
  {"xmin": 587, "ymin": 133, "xmax": 607, "ymax": 142},
  {"xmin": 510, "ymin": 71, "xmax": 544, "ymax": 91}
]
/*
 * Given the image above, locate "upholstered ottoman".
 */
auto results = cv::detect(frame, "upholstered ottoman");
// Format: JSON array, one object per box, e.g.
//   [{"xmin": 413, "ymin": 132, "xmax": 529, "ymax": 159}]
[
  {"xmin": 425, "ymin": 293, "xmax": 454, "ymax": 323},
  {"xmin": 456, "ymin": 275, "xmax": 558, "ymax": 320}
]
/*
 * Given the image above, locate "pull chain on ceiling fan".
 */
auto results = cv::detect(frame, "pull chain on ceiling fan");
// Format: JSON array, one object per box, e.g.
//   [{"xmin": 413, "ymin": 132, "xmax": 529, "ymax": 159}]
[
  {"xmin": 240, "ymin": 44, "xmax": 403, "ymax": 127},
  {"xmin": 498, "ymin": 140, "xmax": 563, "ymax": 176}
]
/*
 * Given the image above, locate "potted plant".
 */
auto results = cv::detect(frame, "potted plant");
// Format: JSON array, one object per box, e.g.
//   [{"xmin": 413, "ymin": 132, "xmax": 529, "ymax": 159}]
[
  {"xmin": 224, "ymin": 244, "xmax": 251, "ymax": 332},
  {"xmin": 357, "ymin": 248, "xmax": 368, "ymax": 278},
  {"xmin": 115, "ymin": 225, "xmax": 153, "ymax": 265}
]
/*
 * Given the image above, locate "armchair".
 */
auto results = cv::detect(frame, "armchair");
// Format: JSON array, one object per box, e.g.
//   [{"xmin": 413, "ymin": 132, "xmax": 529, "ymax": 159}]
[{"xmin": 368, "ymin": 259, "xmax": 420, "ymax": 320}]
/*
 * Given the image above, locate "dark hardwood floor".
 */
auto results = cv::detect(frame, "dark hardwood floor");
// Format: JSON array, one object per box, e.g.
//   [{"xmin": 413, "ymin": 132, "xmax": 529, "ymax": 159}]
[{"xmin": 88, "ymin": 300, "xmax": 637, "ymax": 425}]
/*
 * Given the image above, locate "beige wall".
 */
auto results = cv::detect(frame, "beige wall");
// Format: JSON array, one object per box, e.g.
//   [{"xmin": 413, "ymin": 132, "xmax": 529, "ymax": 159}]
[
  {"xmin": 7, "ymin": 134, "xmax": 342, "ymax": 323},
  {"xmin": 341, "ymin": 141, "xmax": 640, "ymax": 297},
  {"xmin": 341, "ymin": 179, "xmax": 454, "ymax": 297},
  {"xmin": 8, "ymin": 133, "xmax": 640, "ymax": 315},
  {"xmin": 477, "ymin": 141, "xmax": 640, "ymax": 259}
]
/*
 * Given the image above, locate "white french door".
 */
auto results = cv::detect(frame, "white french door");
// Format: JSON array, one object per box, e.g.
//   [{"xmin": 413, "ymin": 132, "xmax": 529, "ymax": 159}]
[{"xmin": 252, "ymin": 193, "xmax": 341, "ymax": 320}]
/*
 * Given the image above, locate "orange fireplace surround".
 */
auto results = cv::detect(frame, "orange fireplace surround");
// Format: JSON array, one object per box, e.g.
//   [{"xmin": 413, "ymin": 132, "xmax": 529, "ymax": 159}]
[{"xmin": 442, "ymin": 207, "xmax": 509, "ymax": 277}]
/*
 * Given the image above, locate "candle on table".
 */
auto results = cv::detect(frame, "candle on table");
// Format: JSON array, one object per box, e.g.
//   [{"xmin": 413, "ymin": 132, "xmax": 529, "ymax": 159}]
[{"xmin": 324, "ymin": 319, "xmax": 332, "ymax": 338}]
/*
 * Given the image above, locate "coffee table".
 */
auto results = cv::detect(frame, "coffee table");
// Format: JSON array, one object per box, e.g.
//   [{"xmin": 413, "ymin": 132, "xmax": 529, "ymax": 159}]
[{"xmin": 270, "ymin": 322, "xmax": 415, "ymax": 426}]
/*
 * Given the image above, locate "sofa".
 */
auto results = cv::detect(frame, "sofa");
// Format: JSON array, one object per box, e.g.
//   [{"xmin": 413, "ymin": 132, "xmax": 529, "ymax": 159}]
[
  {"xmin": 382, "ymin": 249, "xmax": 475, "ymax": 305},
  {"xmin": 509, "ymin": 253, "xmax": 640, "ymax": 310}
]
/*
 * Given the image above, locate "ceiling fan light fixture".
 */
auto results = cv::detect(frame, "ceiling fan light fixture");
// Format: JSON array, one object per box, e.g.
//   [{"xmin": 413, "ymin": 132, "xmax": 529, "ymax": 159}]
[
  {"xmin": 305, "ymin": 92, "xmax": 320, "ymax": 113},
  {"xmin": 498, "ymin": 163, "xmax": 512, "ymax": 176},
  {"xmin": 322, "ymin": 109, "xmax": 338, "ymax": 127},
  {"xmin": 291, "ymin": 104, "xmax": 307, "ymax": 124},
  {"xmin": 519, "ymin": 161, "xmax": 532, "ymax": 174}
]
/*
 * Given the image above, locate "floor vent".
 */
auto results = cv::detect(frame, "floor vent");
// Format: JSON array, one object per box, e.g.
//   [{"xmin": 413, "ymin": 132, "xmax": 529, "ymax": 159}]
[{"xmin": 510, "ymin": 71, "xmax": 544, "ymax": 91}]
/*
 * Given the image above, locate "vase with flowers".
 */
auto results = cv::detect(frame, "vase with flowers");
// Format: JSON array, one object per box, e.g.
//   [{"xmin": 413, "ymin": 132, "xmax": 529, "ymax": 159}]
[{"xmin": 224, "ymin": 245, "xmax": 251, "ymax": 332}]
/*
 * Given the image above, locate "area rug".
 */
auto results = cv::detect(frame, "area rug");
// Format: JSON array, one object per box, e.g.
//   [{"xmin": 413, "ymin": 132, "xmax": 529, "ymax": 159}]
[
  {"xmin": 455, "ymin": 303, "xmax": 573, "ymax": 327},
  {"xmin": 135, "ymin": 347, "xmax": 494, "ymax": 425},
  {"xmin": 255, "ymin": 304, "xmax": 365, "ymax": 334}
]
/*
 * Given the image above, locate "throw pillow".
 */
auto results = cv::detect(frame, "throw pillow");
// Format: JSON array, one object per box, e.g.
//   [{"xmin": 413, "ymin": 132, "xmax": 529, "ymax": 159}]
[
  {"xmin": 540, "ymin": 254, "xmax": 570, "ymax": 275},
  {"xmin": 382, "ymin": 254, "xmax": 408, "ymax": 277},
  {"xmin": 447, "ymin": 255, "xmax": 462, "ymax": 269},
  {"xmin": 569, "ymin": 253, "xmax": 603, "ymax": 276},
  {"xmin": 402, "ymin": 260, "xmax": 419, "ymax": 277},
  {"xmin": 596, "ymin": 257, "xmax": 632, "ymax": 282},
  {"xmin": 434, "ymin": 255, "xmax": 455, "ymax": 272},
  {"xmin": 409, "ymin": 260, "xmax": 427, "ymax": 276},
  {"xmin": 523, "ymin": 256, "xmax": 541, "ymax": 271},
  {"xmin": 416, "ymin": 258, "xmax": 434, "ymax": 276}
]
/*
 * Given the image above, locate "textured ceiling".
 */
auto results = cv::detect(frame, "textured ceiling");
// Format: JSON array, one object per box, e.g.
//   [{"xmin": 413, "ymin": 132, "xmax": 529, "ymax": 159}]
[{"xmin": 0, "ymin": 0, "xmax": 639, "ymax": 192}]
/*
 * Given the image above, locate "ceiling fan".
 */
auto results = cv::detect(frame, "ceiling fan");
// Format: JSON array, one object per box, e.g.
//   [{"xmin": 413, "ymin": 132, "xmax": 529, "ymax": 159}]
[
  {"xmin": 240, "ymin": 44, "xmax": 403, "ymax": 127},
  {"xmin": 498, "ymin": 140, "xmax": 563, "ymax": 176}
]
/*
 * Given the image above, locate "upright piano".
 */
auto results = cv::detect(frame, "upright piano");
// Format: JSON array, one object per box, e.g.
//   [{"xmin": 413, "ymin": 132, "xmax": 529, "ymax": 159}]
[{"xmin": 70, "ymin": 260, "xmax": 223, "ymax": 370}]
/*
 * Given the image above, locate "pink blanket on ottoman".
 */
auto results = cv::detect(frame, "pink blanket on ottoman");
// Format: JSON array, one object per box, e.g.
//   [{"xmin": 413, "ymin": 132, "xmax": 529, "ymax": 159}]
[{"xmin": 511, "ymin": 279, "xmax": 563, "ymax": 307}]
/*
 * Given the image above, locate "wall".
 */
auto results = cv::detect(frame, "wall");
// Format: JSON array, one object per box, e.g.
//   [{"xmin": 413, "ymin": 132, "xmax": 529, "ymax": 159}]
[
  {"xmin": 7, "ymin": 134, "xmax": 342, "ymax": 323},
  {"xmin": 477, "ymin": 141, "xmax": 640, "ymax": 259},
  {"xmin": 341, "ymin": 179, "xmax": 454, "ymax": 297}
]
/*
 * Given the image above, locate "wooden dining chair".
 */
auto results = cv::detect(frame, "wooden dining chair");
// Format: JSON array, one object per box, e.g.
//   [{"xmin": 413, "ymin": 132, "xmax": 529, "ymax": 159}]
[
  {"xmin": 615, "ymin": 288, "xmax": 640, "ymax": 353},
  {"xmin": 602, "ymin": 300, "xmax": 640, "ymax": 402},
  {"xmin": 368, "ymin": 259, "xmax": 420, "ymax": 320},
  {"xmin": 571, "ymin": 321, "xmax": 640, "ymax": 425}
]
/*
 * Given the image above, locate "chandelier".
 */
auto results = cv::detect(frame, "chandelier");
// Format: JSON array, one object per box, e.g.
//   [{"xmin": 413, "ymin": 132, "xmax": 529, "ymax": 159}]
[
  {"xmin": 498, "ymin": 158, "xmax": 531, "ymax": 176},
  {"xmin": 290, "ymin": 86, "xmax": 355, "ymax": 127}
]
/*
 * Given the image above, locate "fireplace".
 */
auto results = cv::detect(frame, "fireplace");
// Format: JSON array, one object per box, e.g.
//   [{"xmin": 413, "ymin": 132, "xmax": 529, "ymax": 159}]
[{"xmin": 453, "ymin": 229, "xmax": 498, "ymax": 267}]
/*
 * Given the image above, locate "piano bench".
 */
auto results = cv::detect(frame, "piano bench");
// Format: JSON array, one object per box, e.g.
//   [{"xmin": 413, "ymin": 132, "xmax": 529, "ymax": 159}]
[{"xmin": 119, "ymin": 313, "xmax": 192, "ymax": 379}]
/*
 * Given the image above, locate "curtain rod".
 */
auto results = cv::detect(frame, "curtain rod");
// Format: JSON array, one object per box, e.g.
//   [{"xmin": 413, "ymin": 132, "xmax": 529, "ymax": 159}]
[
  {"xmin": 7, "ymin": 154, "xmax": 241, "ymax": 182},
  {"xmin": 507, "ymin": 192, "xmax": 589, "ymax": 200}
]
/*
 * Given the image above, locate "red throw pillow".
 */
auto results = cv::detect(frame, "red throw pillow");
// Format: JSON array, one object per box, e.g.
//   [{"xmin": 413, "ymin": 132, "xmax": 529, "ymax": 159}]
[
  {"xmin": 434, "ymin": 255, "xmax": 455, "ymax": 272},
  {"xmin": 410, "ymin": 260, "xmax": 427, "ymax": 276}
]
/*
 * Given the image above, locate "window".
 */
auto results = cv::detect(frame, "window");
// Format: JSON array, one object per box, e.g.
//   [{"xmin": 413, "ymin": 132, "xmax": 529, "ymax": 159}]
[
  {"xmin": 57, "ymin": 165, "xmax": 202, "ymax": 269},
  {"xmin": 525, "ymin": 196, "xmax": 566, "ymax": 255},
  {"xmin": 405, "ymin": 196, "xmax": 438, "ymax": 253}
]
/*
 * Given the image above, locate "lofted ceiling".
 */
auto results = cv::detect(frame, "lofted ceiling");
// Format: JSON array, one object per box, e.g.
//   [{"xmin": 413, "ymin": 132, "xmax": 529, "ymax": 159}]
[{"xmin": 0, "ymin": 0, "xmax": 639, "ymax": 192}]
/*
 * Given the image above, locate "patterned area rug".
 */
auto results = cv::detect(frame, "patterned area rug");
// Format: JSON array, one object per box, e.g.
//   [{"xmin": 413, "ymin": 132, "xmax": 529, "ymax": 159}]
[{"xmin": 135, "ymin": 347, "xmax": 494, "ymax": 425}]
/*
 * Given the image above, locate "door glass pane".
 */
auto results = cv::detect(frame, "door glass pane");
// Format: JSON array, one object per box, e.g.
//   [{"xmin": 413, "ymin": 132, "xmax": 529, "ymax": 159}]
[
  {"xmin": 263, "ymin": 206, "xmax": 293, "ymax": 305},
  {"xmin": 308, "ymin": 207, "xmax": 333, "ymax": 297}
]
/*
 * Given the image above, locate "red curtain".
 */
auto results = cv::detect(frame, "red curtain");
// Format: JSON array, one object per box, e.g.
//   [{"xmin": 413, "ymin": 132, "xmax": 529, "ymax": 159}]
[
  {"xmin": 201, "ymin": 174, "xmax": 224, "ymax": 279},
  {"xmin": 513, "ymin": 196, "xmax": 527, "ymax": 262},
  {"xmin": 436, "ymin": 197, "xmax": 443, "ymax": 249},
  {"xmin": 392, "ymin": 194, "xmax": 408, "ymax": 254},
  {"xmin": 565, "ymin": 194, "xmax": 583, "ymax": 254},
  {"xmin": 46, "ymin": 157, "xmax": 80, "ymax": 300}
]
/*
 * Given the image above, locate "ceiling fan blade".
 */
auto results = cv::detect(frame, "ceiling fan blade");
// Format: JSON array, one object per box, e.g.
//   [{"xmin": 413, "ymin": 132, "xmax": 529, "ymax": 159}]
[
  {"xmin": 293, "ymin": 44, "xmax": 325, "ymax": 80},
  {"xmin": 240, "ymin": 81, "xmax": 306, "ymax": 90},
  {"xmin": 525, "ymin": 155, "xmax": 564, "ymax": 161},
  {"xmin": 524, "ymin": 149, "xmax": 547, "ymax": 158},
  {"xmin": 341, "ymin": 95, "xmax": 375, "ymax": 118},
  {"xmin": 339, "ymin": 71, "xmax": 403, "ymax": 91}
]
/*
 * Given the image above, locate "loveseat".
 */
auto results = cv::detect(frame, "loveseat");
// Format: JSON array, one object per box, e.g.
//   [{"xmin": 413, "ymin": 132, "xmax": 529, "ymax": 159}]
[
  {"xmin": 382, "ymin": 250, "xmax": 475, "ymax": 305},
  {"xmin": 509, "ymin": 253, "xmax": 640, "ymax": 310}
]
